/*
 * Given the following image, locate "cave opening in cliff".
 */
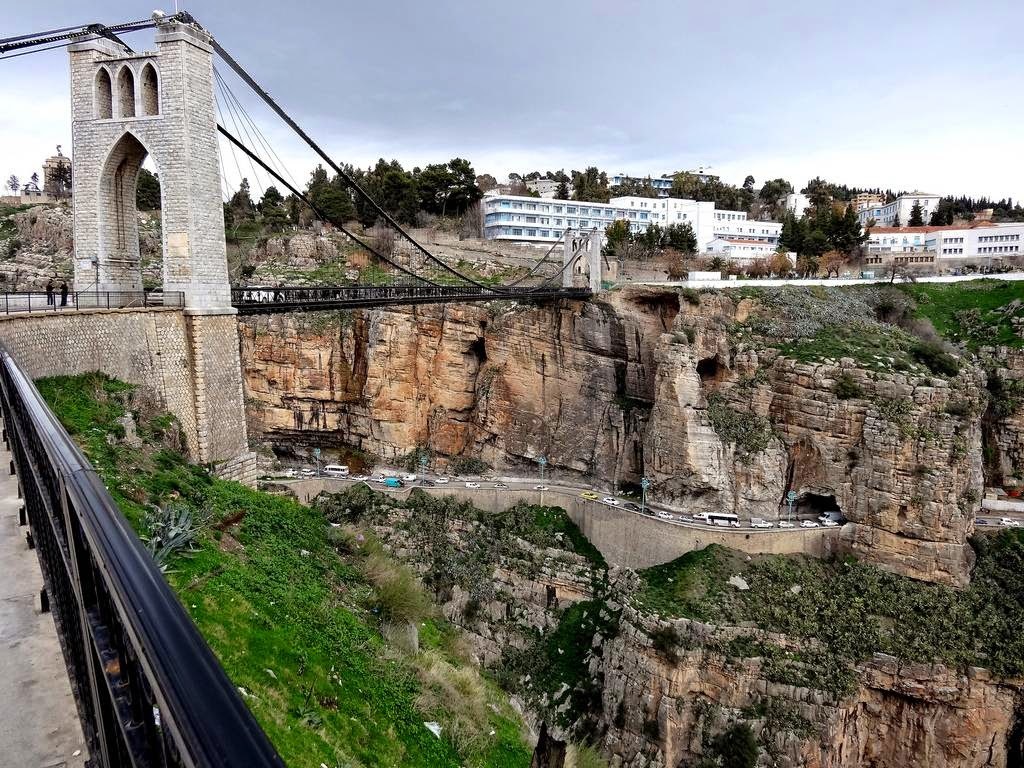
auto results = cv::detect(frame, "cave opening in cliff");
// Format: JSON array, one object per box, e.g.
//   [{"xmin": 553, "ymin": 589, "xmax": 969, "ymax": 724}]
[
  {"xmin": 468, "ymin": 336, "xmax": 487, "ymax": 364},
  {"xmin": 798, "ymin": 492, "xmax": 841, "ymax": 518},
  {"xmin": 696, "ymin": 355, "xmax": 728, "ymax": 388}
]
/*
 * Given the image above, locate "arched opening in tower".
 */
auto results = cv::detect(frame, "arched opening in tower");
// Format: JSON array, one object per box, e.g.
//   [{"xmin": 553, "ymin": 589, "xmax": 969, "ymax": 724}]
[
  {"xmin": 117, "ymin": 66, "xmax": 136, "ymax": 118},
  {"xmin": 140, "ymin": 63, "xmax": 159, "ymax": 116},
  {"xmin": 95, "ymin": 68, "xmax": 112, "ymax": 119}
]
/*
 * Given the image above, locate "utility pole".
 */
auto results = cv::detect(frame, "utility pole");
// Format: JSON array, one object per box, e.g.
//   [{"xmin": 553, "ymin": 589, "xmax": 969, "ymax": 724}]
[{"xmin": 641, "ymin": 476, "xmax": 651, "ymax": 515}]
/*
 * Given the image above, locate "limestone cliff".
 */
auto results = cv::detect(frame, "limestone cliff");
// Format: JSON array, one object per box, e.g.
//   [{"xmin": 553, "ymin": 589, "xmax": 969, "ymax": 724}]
[{"xmin": 241, "ymin": 286, "xmax": 1019, "ymax": 587}]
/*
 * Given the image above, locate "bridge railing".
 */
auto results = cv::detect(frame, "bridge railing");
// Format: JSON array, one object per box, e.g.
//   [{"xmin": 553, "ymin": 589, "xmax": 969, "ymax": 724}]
[
  {"xmin": 0, "ymin": 345, "xmax": 282, "ymax": 767},
  {"xmin": 0, "ymin": 290, "xmax": 184, "ymax": 314},
  {"xmin": 231, "ymin": 284, "xmax": 590, "ymax": 304}
]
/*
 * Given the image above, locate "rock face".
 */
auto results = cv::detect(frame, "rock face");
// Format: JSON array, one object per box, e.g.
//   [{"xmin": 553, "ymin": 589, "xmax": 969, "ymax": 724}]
[
  {"xmin": 599, "ymin": 604, "xmax": 1024, "ymax": 768},
  {"xmin": 985, "ymin": 348, "xmax": 1024, "ymax": 490},
  {"xmin": 240, "ymin": 287, "xmax": 1006, "ymax": 586}
]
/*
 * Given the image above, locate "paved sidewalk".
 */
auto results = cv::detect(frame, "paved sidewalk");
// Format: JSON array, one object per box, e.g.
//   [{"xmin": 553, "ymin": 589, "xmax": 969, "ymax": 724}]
[{"xmin": 0, "ymin": 447, "xmax": 87, "ymax": 767}]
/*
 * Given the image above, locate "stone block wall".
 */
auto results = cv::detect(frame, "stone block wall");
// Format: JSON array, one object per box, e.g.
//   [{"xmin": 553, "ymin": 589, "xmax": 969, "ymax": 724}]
[{"xmin": 0, "ymin": 307, "xmax": 255, "ymax": 485}]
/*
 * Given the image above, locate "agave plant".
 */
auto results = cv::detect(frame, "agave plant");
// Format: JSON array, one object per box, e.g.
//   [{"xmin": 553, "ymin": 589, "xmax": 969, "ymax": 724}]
[{"xmin": 142, "ymin": 503, "xmax": 203, "ymax": 571}]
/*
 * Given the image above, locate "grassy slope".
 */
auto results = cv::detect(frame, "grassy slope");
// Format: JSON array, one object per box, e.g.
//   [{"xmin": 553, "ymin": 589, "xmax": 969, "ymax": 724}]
[
  {"xmin": 36, "ymin": 373, "xmax": 530, "ymax": 768},
  {"xmin": 900, "ymin": 279, "xmax": 1024, "ymax": 349},
  {"xmin": 635, "ymin": 540, "xmax": 1024, "ymax": 693}
]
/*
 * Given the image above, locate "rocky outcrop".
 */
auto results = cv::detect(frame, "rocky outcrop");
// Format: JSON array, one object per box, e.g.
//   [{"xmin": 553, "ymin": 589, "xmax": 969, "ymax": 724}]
[
  {"xmin": 598, "ymin": 604, "xmax": 1023, "ymax": 768},
  {"xmin": 241, "ymin": 287, "xmax": 1005, "ymax": 586},
  {"xmin": 984, "ymin": 348, "xmax": 1024, "ymax": 490}
]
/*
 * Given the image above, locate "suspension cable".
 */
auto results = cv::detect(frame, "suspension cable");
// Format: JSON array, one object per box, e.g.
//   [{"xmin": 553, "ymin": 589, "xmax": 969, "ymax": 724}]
[{"xmin": 217, "ymin": 124, "xmax": 436, "ymax": 287}]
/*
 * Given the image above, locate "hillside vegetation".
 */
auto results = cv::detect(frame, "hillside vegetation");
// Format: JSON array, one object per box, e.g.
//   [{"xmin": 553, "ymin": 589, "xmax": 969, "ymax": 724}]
[{"xmin": 37, "ymin": 373, "xmax": 532, "ymax": 768}]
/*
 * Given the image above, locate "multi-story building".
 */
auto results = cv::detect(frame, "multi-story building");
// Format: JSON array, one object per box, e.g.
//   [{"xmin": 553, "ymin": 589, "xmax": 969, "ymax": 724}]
[
  {"xmin": 851, "ymin": 192, "xmax": 885, "ymax": 211},
  {"xmin": 481, "ymin": 193, "xmax": 781, "ymax": 256},
  {"xmin": 862, "ymin": 222, "xmax": 1023, "ymax": 266},
  {"xmin": 784, "ymin": 192, "xmax": 812, "ymax": 218},
  {"xmin": 705, "ymin": 238, "xmax": 778, "ymax": 259},
  {"xmin": 857, "ymin": 192, "xmax": 941, "ymax": 227},
  {"xmin": 608, "ymin": 173, "xmax": 674, "ymax": 196}
]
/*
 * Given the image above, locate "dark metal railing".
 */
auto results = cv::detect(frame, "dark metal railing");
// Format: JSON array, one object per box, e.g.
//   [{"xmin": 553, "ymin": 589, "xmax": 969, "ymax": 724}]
[
  {"xmin": 0, "ymin": 345, "xmax": 283, "ymax": 767},
  {"xmin": 0, "ymin": 290, "xmax": 184, "ymax": 315},
  {"xmin": 231, "ymin": 284, "xmax": 591, "ymax": 314}
]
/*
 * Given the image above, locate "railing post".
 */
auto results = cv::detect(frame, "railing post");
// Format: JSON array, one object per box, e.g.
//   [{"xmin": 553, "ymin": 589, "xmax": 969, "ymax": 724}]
[
  {"xmin": 18, "ymin": 506, "xmax": 25, "ymax": 527},
  {"xmin": 39, "ymin": 588, "xmax": 49, "ymax": 613},
  {"xmin": 106, "ymin": 292, "xmax": 110, "ymax": 310},
  {"xmin": 27, "ymin": 293, "xmax": 31, "ymax": 313}
]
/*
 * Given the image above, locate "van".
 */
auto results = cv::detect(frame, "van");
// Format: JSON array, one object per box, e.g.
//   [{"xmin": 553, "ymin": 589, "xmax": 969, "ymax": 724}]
[
  {"xmin": 323, "ymin": 464, "xmax": 349, "ymax": 477},
  {"xmin": 383, "ymin": 477, "xmax": 403, "ymax": 488}
]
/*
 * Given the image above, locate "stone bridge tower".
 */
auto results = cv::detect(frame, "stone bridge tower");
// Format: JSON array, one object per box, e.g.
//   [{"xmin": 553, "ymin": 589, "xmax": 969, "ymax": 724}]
[{"xmin": 67, "ymin": 19, "xmax": 255, "ymax": 480}]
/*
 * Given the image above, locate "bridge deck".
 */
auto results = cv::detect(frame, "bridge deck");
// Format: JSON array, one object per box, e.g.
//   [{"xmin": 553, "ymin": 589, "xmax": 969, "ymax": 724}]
[{"xmin": 0, "ymin": 438, "xmax": 86, "ymax": 767}]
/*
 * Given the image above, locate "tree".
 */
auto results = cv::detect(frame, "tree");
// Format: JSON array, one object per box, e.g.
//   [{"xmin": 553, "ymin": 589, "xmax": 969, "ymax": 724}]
[
  {"xmin": 603, "ymin": 219, "xmax": 632, "ymax": 255},
  {"xmin": 743, "ymin": 174, "xmax": 755, "ymax": 192},
  {"xmin": 770, "ymin": 250, "xmax": 793, "ymax": 276},
  {"xmin": 555, "ymin": 179, "xmax": 570, "ymax": 200},
  {"xmin": 908, "ymin": 201, "xmax": 924, "ymax": 227},
  {"xmin": 571, "ymin": 167, "xmax": 610, "ymax": 203},
  {"xmin": 136, "ymin": 167, "xmax": 162, "ymax": 210},
  {"xmin": 779, "ymin": 212, "xmax": 806, "ymax": 254},
  {"xmin": 258, "ymin": 185, "xmax": 288, "ymax": 231},
  {"xmin": 892, "ymin": 212, "xmax": 901, "ymax": 227},
  {"xmin": 51, "ymin": 163, "xmax": 72, "ymax": 198},
  {"xmin": 5, "ymin": 175, "xmax": 18, "ymax": 193},
  {"xmin": 820, "ymin": 249, "xmax": 848, "ymax": 278},
  {"xmin": 712, "ymin": 723, "xmax": 759, "ymax": 768},
  {"xmin": 803, "ymin": 176, "xmax": 833, "ymax": 213},
  {"xmin": 475, "ymin": 173, "xmax": 497, "ymax": 193},
  {"xmin": 665, "ymin": 222, "xmax": 697, "ymax": 254},
  {"xmin": 228, "ymin": 177, "xmax": 254, "ymax": 220},
  {"xmin": 30, "ymin": 172, "xmax": 39, "ymax": 187},
  {"xmin": 417, "ymin": 158, "xmax": 482, "ymax": 217}
]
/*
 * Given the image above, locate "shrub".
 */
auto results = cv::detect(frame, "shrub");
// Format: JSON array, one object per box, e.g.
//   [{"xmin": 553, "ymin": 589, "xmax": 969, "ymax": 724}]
[
  {"xmin": 706, "ymin": 395, "xmax": 774, "ymax": 457},
  {"xmin": 572, "ymin": 744, "xmax": 609, "ymax": 768},
  {"xmin": 361, "ymin": 552, "xmax": 432, "ymax": 625},
  {"xmin": 711, "ymin": 722, "xmax": 759, "ymax": 768},
  {"xmin": 650, "ymin": 625, "xmax": 681, "ymax": 663},
  {"xmin": 449, "ymin": 456, "xmax": 489, "ymax": 476},
  {"xmin": 910, "ymin": 339, "xmax": 959, "ymax": 377},
  {"xmin": 833, "ymin": 373, "xmax": 863, "ymax": 400},
  {"xmin": 141, "ymin": 502, "xmax": 204, "ymax": 570},
  {"xmin": 680, "ymin": 287, "xmax": 701, "ymax": 306}
]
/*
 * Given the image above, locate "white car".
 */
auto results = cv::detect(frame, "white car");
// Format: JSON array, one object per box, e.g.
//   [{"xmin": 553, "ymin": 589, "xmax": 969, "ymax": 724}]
[
  {"xmin": 691, "ymin": 513, "xmax": 709, "ymax": 521},
  {"xmin": 402, "ymin": 474, "xmax": 417, "ymax": 482},
  {"xmin": 822, "ymin": 520, "xmax": 839, "ymax": 527},
  {"xmin": 999, "ymin": 518, "xmax": 1022, "ymax": 527},
  {"xmin": 778, "ymin": 520, "xmax": 795, "ymax": 528},
  {"xmin": 656, "ymin": 511, "xmax": 673, "ymax": 520},
  {"xmin": 300, "ymin": 468, "xmax": 316, "ymax": 477},
  {"xmin": 371, "ymin": 475, "xmax": 387, "ymax": 483},
  {"xmin": 534, "ymin": 485, "xmax": 549, "ymax": 491},
  {"xmin": 282, "ymin": 468, "xmax": 297, "ymax": 478},
  {"xmin": 465, "ymin": 481, "xmax": 481, "ymax": 489},
  {"xmin": 493, "ymin": 482, "xmax": 508, "ymax": 489},
  {"xmin": 602, "ymin": 497, "xmax": 619, "ymax": 506},
  {"xmin": 801, "ymin": 520, "xmax": 820, "ymax": 528},
  {"xmin": 349, "ymin": 474, "xmax": 368, "ymax": 482},
  {"xmin": 750, "ymin": 520, "xmax": 773, "ymax": 529}
]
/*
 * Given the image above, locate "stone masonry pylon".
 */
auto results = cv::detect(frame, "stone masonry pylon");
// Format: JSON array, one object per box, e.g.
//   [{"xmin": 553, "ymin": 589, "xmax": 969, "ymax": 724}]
[{"xmin": 68, "ymin": 19, "xmax": 255, "ymax": 481}]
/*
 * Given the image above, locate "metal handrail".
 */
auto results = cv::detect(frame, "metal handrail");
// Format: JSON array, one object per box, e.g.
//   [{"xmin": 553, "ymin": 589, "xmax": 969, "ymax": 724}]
[
  {"xmin": 0, "ymin": 345, "xmax": 282, "ymax": 767},
  {"xmin": 0, "ymin": 290, "xmax": 184, "ymax": 314}
]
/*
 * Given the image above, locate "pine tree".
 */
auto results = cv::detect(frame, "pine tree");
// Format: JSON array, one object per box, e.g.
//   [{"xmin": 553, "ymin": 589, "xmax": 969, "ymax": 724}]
[
  {"xmin": 892, "ymin": 212, "xmax": 901, "ymax": 227},
  {"xmin": 908, "ymin": 201, "xmax": 924, "ymax": 227}
]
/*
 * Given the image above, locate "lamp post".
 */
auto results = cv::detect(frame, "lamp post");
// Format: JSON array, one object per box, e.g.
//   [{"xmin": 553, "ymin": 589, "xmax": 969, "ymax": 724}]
[
  {"xmin": 641, "ymin": 476, "xmax": 651, "ymax": 515},
  {"xmin": 419, "ymin": 452, "xmax": 429, "ymax": 477},
  {"xmin": 538, "ymin": 455, "xmax": 547, "ymax": 483}
]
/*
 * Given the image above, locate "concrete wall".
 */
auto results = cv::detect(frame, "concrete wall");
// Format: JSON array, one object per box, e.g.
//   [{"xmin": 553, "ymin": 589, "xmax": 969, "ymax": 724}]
[
  {"xmin": 286, "ymin": 480, "xmax": 838, "ymax": 569},
  {"xmin": 0, "ymin": 307, "xmax": 255, "ymax": 484}
]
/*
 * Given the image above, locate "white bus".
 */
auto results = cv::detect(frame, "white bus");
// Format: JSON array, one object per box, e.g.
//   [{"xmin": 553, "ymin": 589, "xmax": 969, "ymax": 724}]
[
  {"xmin": 323, "ymin": 464, "xmax": 350, "ymax": 478},
  {"xmin": 693, "ymin": 512, "xmax": 740, "ymax": 527}
]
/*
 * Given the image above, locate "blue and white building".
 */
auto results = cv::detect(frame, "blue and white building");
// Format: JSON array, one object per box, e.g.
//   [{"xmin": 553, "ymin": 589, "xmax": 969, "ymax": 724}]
[
  {"xmin": 481, "ymin": 193, "xmax": 782, "ymax": 257},
  {"xmin": 857, "ymin": 192, "xmax": 941, "ymax": 227}
]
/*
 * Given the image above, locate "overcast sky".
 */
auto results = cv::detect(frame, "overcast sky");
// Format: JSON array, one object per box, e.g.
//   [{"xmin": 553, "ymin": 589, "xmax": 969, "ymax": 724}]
[{"xmin": 2, "ymin": 0, "xmax": 1023, "ymax": 201}]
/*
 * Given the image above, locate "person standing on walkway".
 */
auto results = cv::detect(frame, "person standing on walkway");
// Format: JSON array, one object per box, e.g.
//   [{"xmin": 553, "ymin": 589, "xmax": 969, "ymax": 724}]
[
  {"xmin": 45, "ymin": 279, "xmax": 54, "ymax": 305},
  {"xmin": 59, "ymin": 281, "xmax": 68, "ymax": 307}
]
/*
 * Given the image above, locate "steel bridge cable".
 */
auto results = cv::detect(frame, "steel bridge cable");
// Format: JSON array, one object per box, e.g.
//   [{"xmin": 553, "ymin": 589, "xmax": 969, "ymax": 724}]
[
  {"xmin": 215, "ymin": 70, "xmax": 266, "ymax": 202},
  {"xmin": 209, "ymin": 38, "xmax": 509, "ymax": 294},
  {"xmin": 216, "ymin": 68, "xmax": 300, "ymax": 192},
  {"xmin": 0, "ymin": 16, "xmax": 157, "ymax": 53},
  {"xmin": 217, "ymin": 124, "xmax": 437, "ymax": 287}
]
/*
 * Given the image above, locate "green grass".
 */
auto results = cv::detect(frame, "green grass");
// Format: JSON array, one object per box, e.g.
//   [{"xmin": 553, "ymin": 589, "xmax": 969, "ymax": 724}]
[
  {"xmin": 38, "ymin": 373, "xmax": 531, "ymax": 768},
  {"xmin": 900, "ymin": 280, "xmax": 1024, "ymax": 349},
  {"xmin": 635, "ymin": 537, "xmax": 1024, "ymax": 692},
  {"xmin": 530, "ymin": 505, "xmax": 607, "ymax": 569}
]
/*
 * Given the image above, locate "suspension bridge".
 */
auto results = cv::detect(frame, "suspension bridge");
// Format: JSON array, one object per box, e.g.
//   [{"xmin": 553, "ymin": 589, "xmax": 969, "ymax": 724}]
[{"xmin": 0, "ymin": 9, "xmax": 614, "ymax": 767}]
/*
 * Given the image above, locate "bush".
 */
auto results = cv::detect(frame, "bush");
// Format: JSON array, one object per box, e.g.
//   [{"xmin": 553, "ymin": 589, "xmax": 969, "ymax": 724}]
[
  {"xmin": 650, "ymin": 625, "xmax": 681, "ymax": 663},
  {"xmin": 833, "ymin": 373, "xmax": 863, "ymax": 400},
  {"xmin": 680, "ymin": 287, "xmax": 701, "ymax": 306},
  {"xmin": 361, "ymin": 552, "xmax": 432, "ymax": 625},
  {"xmin": 141, "ymin": 502, "xmax": 204, "ymax": 570},
  {"xmin": 910, "ymin": 339, "xmax": 959, "ymax": 377},
  {"xmin": 449, "ymin": 456, "xmax": 489, "ymax": 476},
  {"xmin": 711, "ymin": 722, "xmax": 759, "ymax": 768},
  {"xmin": 706, "ymin": 395, "xmax": 774, "ymax": 457}
]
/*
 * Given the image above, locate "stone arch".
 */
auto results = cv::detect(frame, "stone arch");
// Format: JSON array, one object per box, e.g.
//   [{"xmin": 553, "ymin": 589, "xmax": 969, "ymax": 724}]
[
  {"xmin": 140, "ymin": 62, "xmax": 159, "ymax": 116},
  {"xmin": 95, "ymin": 131, "xmax": 156, "ymax": 291},
  {"xmin": 116, "ymin": 64, "xmax": 136, "ymax": 118},
  {"xmin": 95, "ymin": 67, "xmax": 112, "ymax": 119}
]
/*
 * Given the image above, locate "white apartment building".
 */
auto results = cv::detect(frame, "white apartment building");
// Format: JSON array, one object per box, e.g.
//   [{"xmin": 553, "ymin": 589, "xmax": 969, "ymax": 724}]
[
  {"xmin": 864, "ymin": 222, "xmax": 1023, "ymax": 263},
  {"xmin": 705, "ymin": 238, "xmax": 778, "ymax": 259},
  {"xmin": 857, "ymin": 192, "xmax": 941, "ymax": 227},
  {"xmin": 481, "ymin": 194, "xmax": 782, "ymax": 255},
  {"xmin": 784, "ymin": 192, "xmax": 812, "ymax": 218}
]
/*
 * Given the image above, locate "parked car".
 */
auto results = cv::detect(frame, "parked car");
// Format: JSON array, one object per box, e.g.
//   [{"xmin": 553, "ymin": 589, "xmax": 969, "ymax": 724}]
[
  {"xmin": 402, "ymin": 474, "xmax": 417, "ymax": 482},
  {"xmin": 534, "ymin": 485, "xmax": 549, "ymax": 491},
  {"xmin": 465, "ymin": 482, "xmax": 481, "ymax": 489},
  {"xmin": 493, "ymin": 482, "xmax": 508, "ymax": 489},
  {"xmin": 800, "ymin": 520, "xmax": 819, "ymax": 528},
  {"xmin": 580, "ymin": 491, "xmax": 600, "ymax": 500},
  {"xmin": 435, "ymin": 477, "xmax": 450, "ymax": 484},
  {"xmin": 602, "ymin": 497, "xmax": 619, "ymax": 506},
  {"xmin": 778, "ymin": 520, "xmax": 795, "ymax": 528}
]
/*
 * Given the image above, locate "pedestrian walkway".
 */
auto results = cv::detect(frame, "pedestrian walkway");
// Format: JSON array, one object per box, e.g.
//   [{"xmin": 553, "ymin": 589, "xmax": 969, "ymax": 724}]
[{"xmin": 0, "ymin": 443, "xmax": 87, "ymax": 767}]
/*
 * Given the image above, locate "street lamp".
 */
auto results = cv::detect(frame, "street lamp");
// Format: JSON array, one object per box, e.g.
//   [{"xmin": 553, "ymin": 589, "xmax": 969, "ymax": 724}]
[
  {"xmin": 640, "ymin": 476, "xmax": 651, "ymax": 515},
  {"xmin": 538, "ymin": 455, "xmax": 547, "ymax": 483},
  {"xmin": 419, "ymin": 452, "xmax": 429, "ymax": 476}
]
